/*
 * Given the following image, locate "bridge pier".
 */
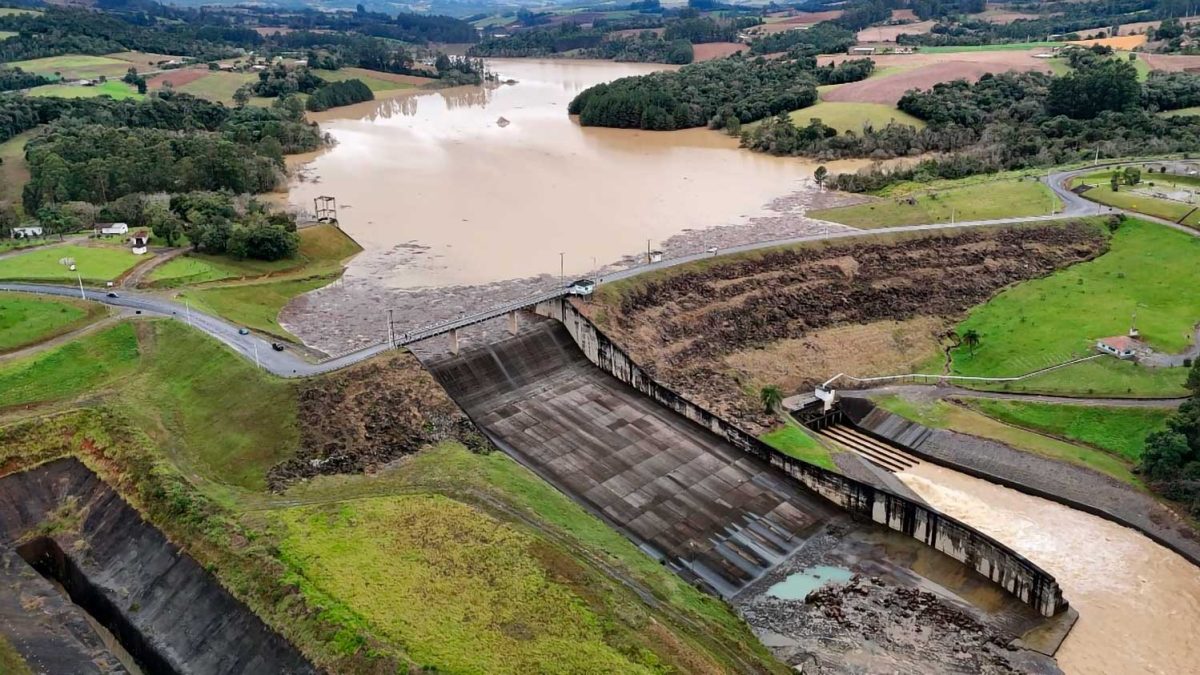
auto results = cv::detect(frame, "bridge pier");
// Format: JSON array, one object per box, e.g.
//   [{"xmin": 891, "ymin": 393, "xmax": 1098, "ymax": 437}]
[
  {"xmin": 508, "ymin": 311, "xmax": 519, "ymax": 335},
  {"xmin": 449, "ymin": 328, "xmax": 459, "ymax": 355}
]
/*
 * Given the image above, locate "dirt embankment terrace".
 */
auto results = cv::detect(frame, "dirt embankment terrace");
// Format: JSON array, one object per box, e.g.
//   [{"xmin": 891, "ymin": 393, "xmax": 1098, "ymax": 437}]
[
  {"xmin": 585, "ymin": 222, "xmax": 1108, "ymax": 433},
  {"xmin": 268, "ymin": 351, "xmax": 484, "ymax": 489}
]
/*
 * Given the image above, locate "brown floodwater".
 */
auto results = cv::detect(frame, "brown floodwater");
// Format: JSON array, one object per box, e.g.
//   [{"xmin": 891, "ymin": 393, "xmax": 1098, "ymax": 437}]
[
  {"xmin": 287, "ymin": 59, "xmax": 864, "ymax": 289},
  {"xmin": 899, "ymin": 463, "xmax": 1200, "ymax": 675}
]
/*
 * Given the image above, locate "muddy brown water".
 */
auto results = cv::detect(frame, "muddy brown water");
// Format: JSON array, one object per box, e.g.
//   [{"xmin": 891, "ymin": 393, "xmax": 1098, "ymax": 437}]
[
  {"xmin": 899, "ymin": 463, "xmax": 1200, "ymax": 675},
  {"xmin": 286, "ymin": 59, "xmax": 870, "ymax": 289}
]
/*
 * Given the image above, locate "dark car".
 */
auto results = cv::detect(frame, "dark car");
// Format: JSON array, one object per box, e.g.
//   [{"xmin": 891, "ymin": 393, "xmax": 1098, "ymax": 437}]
[
  {"xmin": 271, "ymin": 342, "xmax": 285, "ymax": 352},
  {"xmin": 106, "ymin": 292, "xmax": 119, "ymax": 298},
  {"xmin": 238, "ymin": 328, "xmax": 250, "ymax": 335}
]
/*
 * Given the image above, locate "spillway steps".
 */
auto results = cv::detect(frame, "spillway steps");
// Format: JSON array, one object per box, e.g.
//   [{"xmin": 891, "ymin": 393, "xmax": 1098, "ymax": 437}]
[{"xmin": 818, "ymin": 424, "xmax": 921, "ymax": 473}]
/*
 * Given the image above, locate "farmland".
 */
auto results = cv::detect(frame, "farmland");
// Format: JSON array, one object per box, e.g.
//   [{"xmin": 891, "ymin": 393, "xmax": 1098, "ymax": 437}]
[
  {"xmin": 26, "ymin": 81, "xmax": 143, "ymax": 100},
  {"xmin": 7, "ymin": 54, "xmax": 133, "ymax": 80},
  {"xmin": 785, "ymin": 100, "xmax": 924, "ymax": 134}
]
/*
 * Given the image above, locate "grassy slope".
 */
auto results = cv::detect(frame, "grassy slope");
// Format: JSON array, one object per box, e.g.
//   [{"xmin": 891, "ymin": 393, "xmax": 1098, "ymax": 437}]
[
  {"xmin": 760, "ymin": 423, "xmax": 838, "ymax": 470},
  {"xmin": 0, "ymin": 244, "xmax": 148, "ymax": 284},
  {"xmin": 8, "ymin": 54, "xmax": 131, "ymax": 79},
  {"xmin": 950, "ymin": 218, "xmax": 1197, "ymax": 396},
  {"xmin": 810, "ymin": 179, "xmax": 1059, "ymax": 228},
  {"xmin": 965, "ymin": 399, "xmax": 1170, "ymax": 462},
  {"xmin": 0, "ymin": 292, "xmax": 104, "ymax": 352},
  {"xmin": 787, "ymin": 100, "xmax": 924, "ymax": 134},
  {"xmin": 0, "ymin": 128, "xmax": 35, "ymax": 207},
  {"xmin": 174, "ymin": 225, "xmax": 362, "ymax": 340},
  {"xmin": 0, "ymin": 322, "xmax": 140, "ymax": 408},
  {"xmin": 312, "ymin": 68, "xmax": 414, "ymax": 92},
  {"xmin": 27, "ymin": 81, "xmax": 144, "ymax": 101},
  {"xmin": 177, "ymin": 71, "xmax": 256, "ymax": 104},
  {"xmin": 274, "ymin": 442, "xmax": 780, "ymax": 674},
  {"xmin": 873, "ymin": 395, "xmax": 1142, "ymax": 488}
]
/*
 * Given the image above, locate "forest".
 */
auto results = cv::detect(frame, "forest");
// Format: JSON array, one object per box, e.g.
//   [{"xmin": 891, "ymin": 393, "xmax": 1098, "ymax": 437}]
[
  {"xmin": 469, "ymin": 24, "xmax": 693, "ymax": 63},
  {"xmin": 743, "ymin": 56, "xmax": 1200, "ymax": 190},
  {"xmin": 305, "ymin": 79, "xmax": 374, "ymax": 112},
  {"xmin": 569, "ymin": 52, "xmax": 874, "ymax": 131},
  {"xmin": 748, "ymin": 22, "xmax": 855, "ymax": 56},
  {"xmin": 1140, "ymin": 362, "xmax": 1200, "ymax": 517},
  {"xmin": 10, "ymin": 90, "xmax": 320, "ymax": 211}
]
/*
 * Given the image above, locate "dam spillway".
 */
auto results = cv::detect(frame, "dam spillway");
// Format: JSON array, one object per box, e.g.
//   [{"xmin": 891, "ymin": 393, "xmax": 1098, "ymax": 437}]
[{"xmin": 426, "ymin": 321, "xmax": 840, "ymax": 596}]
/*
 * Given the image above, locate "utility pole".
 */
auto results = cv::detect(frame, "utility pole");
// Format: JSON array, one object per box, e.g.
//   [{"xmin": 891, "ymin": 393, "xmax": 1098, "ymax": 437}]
[
  {"xmin": 559, "ymin": 252, "xmax": 565, "ymax": 288},
  {"xmin": 646, "ymin": 238, "xmax": 651, "ymax": 264},
  {"xmin": 76, "ymin": 271, "xmax": 85, "ymax": 300},
  {"xmin": 1094, "ymin": 146, "xmax": 1100, "ymax": 166},
  {"xmin": 387, "ymin": 309, "xmax": 394, "ymax": 347}
]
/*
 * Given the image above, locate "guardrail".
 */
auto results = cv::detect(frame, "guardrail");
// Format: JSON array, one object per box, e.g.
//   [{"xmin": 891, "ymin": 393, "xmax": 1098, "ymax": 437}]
[{"xmin": 392, "ymin": 287, "xmax": 569, "ymax": 346}]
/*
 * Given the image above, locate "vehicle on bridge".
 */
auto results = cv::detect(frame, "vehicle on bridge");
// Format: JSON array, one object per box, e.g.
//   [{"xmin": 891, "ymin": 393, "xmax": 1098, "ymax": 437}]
[{"xmin": 567, "ymin": 278, "xmax": 596, "ymax": 295}]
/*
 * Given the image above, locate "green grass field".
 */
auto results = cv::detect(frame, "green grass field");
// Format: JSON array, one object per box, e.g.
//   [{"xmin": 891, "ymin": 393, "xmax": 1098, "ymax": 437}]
[
  {"xmin": 761, "ymin": 423, "xmax": 837, "ymax": 470},
  {"xmin": 8, "ymin": 54, "xmax": 132, "ymax": 80},
  {"xmin": 1160, "ymin": 106, "xmax": 1200, "ymax": 118},
  {"xmin": 168, "ymin": 225, "xmax": 361, "ymax": 340},
  {"xmin": 0, "ymin": 30, "xmax": 16, "ymax": 40},
  {"xmin": 0, "ymin": 322, "xmax": 140, "ymax": 408},
  {"xmin": 176, "ymin": 70, "xmax": 256, "ymax": 104},
  {"xmin": 966, "ymin": 399, "xmax": 1170, "ymax": 462},
  {"xmin": 313, "ymin": 67, "xmax": 414, "ymax": 93},
  {"xmin": 918, "ymin": 41, "xmax": 1060, "ymax": 53},
  {"xmin": 950, "ymin": 218, "xmax": 1198, "ymax": 396},
  {"xmin": 27, "ymin": 81, "xmax": 143, "ymax": 101},
  {"xmin": 0, "ymin": 244, "xmax": 147, "ymax": 284},
  {"xmin": 0, "ymin": 292, "xmax": 104, "ymax": 353},
  {"xmin": 810, "ymin": 179, "xmax": 1059, "ymax": 228},
  {"xmin": 874, "ymin": 395, "xmax": 1143, "ymax": 488},
  {"xmin": 0, "ymin": 7, "xmax": 40, "ymax": 15},
  {"xmin": 788, "ymin": 100, "xmax": 925, "ymax": 134}
]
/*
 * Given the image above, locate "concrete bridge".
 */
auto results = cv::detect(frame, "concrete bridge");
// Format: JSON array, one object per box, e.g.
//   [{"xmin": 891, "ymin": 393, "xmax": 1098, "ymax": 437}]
[{"xmin": 390, "ymin": 287, "xmax": 570, "ymax": 353}]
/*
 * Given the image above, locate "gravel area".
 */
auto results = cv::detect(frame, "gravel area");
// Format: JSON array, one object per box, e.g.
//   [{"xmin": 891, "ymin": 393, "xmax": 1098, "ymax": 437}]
[{"xmin": 280, "ymin": 185, "xmax": 861, "ymax": 355}]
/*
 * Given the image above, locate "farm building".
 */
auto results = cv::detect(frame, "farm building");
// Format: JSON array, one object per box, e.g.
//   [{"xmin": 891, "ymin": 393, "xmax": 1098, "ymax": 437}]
[
  {"xmin": 849, "ymin": 46, "xmax": 877, "ymax": 55},
  {"xmin": 99, "ymin": 222, "xmax": 129, "ymax": 236},
  {"xmin": 10, "ymin": 226, "xmax": 43, "ymax": 238},
  {"xmin": 1096, "ymin": 335, "xmax": 1138, "ymax": 359}
]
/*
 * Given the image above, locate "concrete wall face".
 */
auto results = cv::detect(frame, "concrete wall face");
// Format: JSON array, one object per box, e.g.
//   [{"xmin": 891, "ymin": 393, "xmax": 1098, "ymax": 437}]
[{"xmin": 536, "ymin": 298, "xmax": 1067, "ymax": 618}]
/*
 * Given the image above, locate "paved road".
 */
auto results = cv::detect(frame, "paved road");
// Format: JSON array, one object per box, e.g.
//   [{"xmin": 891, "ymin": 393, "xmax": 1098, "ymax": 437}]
[{"xmin": 0, "ymin": 283, "xmax": 390, "ymax": 378}]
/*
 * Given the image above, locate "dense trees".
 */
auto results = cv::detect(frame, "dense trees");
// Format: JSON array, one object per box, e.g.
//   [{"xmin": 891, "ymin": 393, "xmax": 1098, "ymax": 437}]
[
  {"xmin": 749, "ymin": 22, "xmax": 855, "ymax": 56},
  {"xmin": 1142, "ymin": 71, "xmax": 1200, "ymax": 112},
  {"xmin": 252, "ymin": 64, "xmax": 325, "ymax": 98},
  {"xmin": 1046, "ymin": 59, "xmax": 1140, "ymax": 119},
  {"xmin": 570, "ymin": 55, "xmax": 818, "ymax": 130},
  {"xmin": 1140, "ymin": 361, "xmax": 1200, "ymax": 515},
  {"xmin": 663, "ymin": 17, "xmax": 738, "ymax": 43},
  {"xmin": 814, "ymin": 58, "xmax": 874, "ymax": 85},
  {"xmin": 0, "ymin": 67, "xmax": 48, "ymax": 93},
  {"xmin": 9, "ymin": 91, "xmax": 320, "ymax": 210},
  {"xmin": 306, "ymin": 79, "xmax": 374, "ymax": 112},
  {"xmin": 469, "ymin": 24, "xmax": 693, "ymax": 64}
]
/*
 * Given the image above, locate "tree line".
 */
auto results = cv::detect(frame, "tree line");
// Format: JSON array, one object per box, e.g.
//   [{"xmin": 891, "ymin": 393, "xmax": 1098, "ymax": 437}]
[
  {"xmin": 570, "ymin": 52, "xmax": 876, "ymax": 131},
  {"xmin": 1140, "ymin": 361, "xmax": 1200, "ymax": 517},
  {"xmin": 305, "ymin": 79, "xmax": 374, "ymax": 112}
]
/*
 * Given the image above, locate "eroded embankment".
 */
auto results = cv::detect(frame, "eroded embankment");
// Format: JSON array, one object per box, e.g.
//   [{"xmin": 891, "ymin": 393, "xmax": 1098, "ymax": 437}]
[
  {"xmin": 269, "ymin": 350, "xmax": 484, "ymax": 490},
  {"xmin": 0, "ymin": 458, "xmax": 317, "ymax": 675},
  {"xmin": 586, "ymin": 221, "xmax": 1109, "ymax": 432}
]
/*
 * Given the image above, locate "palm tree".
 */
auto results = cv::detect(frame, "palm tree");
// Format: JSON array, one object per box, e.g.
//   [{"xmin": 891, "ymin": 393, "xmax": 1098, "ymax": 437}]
[
  {"xmin": 961, "ymin": 328, "xmax": 981, "ymax": 356},
  {"xmin": 760, "ymin": 385, "xmax": 783, "ymax": 414}
]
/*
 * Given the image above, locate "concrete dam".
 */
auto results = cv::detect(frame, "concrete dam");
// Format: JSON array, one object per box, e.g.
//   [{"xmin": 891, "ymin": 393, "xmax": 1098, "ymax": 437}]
[{"xmin": 426, "ymin": 321, "xmax": 839, "ymax": 596}]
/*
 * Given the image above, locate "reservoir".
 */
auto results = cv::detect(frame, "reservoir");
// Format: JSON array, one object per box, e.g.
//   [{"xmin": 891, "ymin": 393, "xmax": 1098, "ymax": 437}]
[{"xmin": 287, "ymin": 59, "xmax": 842, "ymax": 290}]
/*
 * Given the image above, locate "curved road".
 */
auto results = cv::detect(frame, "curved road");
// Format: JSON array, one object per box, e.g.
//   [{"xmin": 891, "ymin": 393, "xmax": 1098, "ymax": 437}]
[
  {"xmin": 2, "ymin": 162, "xmax": 1195, "ymax": 379},
  {"xmin": 0, "ymin": 283, "xmax": 390, "ymax": 378}
]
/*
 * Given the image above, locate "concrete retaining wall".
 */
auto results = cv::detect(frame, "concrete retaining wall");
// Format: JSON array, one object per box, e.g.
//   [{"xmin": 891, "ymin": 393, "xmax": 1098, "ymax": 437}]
[{"xmin": 533, "ymin": 298, "xmax": 1067, "ymax": 617}]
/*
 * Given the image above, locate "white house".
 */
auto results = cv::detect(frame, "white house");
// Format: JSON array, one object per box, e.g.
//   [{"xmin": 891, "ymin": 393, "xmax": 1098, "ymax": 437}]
[
  {"xmin": 130, "ymin": 230, "xmax": 150, "ymax": 255},
  {"xmin": 99, "ymin": 222, "xmax": 129, "ymax": 236},
  {"xmin": 11, "ymin": 226, "xmax": 43, "ymax": 238},
  {"xmin": 1097, "ymin": 335, "xmax": 1138, "ymax": 359}
]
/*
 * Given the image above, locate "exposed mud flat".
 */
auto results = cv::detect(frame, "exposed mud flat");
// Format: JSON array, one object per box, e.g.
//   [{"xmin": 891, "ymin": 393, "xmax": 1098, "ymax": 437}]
[
  {"xmin": 268, "ymin": 350, "xmax": 484, "ymax": 489},
  {"xmin": 585, "ymin": 222, "xmax": 1108, "ymax": 432},
  {"xmin": 0, "ymin": 458, "xmax": 316, "ymax": 674}
]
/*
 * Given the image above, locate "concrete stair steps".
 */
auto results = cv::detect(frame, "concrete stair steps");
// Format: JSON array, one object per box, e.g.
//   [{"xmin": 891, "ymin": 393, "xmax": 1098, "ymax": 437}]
[
  {"xmin": 820, "ymin": 426, "xmax": 919, "ymax": 473},
  {"xmin": 818, "ymin": 429, "xmax": 909, "ymax": 473},
  {"xmin": 829, "ymin": 426, "xmax": 921, "ymax": 468}
]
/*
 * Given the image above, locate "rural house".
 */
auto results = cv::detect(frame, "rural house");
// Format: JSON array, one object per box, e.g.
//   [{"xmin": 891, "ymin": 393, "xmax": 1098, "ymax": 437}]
[
  {"xmin": 10, "ymin": 226, "xmax": 43, "ymax": 238},
  {"xmin": 99, "ymin": 222, "xmax": 129, "ymax": 236},
  {"xmin": 130, "ymin": 230, "xmax": 151, "ymax": 255},
  {"xmin": 1096, "ymin": 335, "xmax": 1138, "ymax": 359}
]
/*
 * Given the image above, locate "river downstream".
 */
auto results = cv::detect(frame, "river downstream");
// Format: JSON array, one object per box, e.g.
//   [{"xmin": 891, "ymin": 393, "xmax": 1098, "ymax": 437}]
[
  {"xmin": 282, "ymin": 59, "xmax": 864, "ymax": 351},
  {"xmin": 900, "ymin": 463, "xmax": 1200, "ymax": 675}
]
